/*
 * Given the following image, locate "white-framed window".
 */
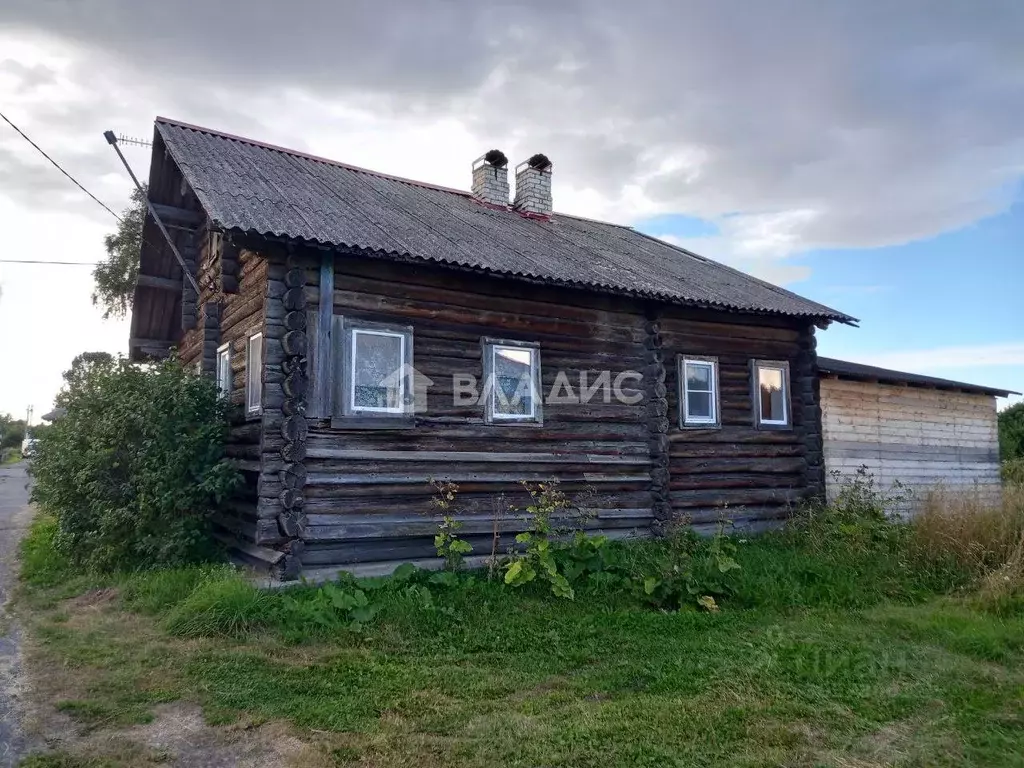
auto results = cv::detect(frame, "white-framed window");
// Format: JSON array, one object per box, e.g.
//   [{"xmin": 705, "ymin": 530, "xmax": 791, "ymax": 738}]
[
  {"xmin": 335, "ymin": 319, "xmax": 415, "ymax": 418},
  {"xmin": 246, "ymin": 332, "xmax": 263, "ymax": 415},
  {"xmin": 483, "ymin": 339, "xmax": 541, "ymax": 424},
  {"xmin": 216, "ymin": 343, "xmax": 231, "ymax": 399},
  {"xmin": 679, "ymin": 355, "xmax": 719, "ymax": 428},
  {"xmin": 753, "ymin": 359, "xmax": 790, "ymax": 428}
]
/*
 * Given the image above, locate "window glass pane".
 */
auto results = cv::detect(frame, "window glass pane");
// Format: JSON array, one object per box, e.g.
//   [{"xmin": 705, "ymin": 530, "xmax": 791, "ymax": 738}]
[
  {"xmin": 217, "ymin": 349, "xmax": 230, "ymax": 397},
  {"xmin": 758, "ymin": 366, "xmax": 785, "ymax": 422},
  {"xmin": 247, "ymin": 334, "xmax": 262, "ymax": 412},
  {"xmin": 353, "ymin": 331, "xmax": 403, "ymax": 410},
  {"xmin": 493, "ymin": 347, "xmax": 534, "ymax": 416},
  {"xmin": 687, "ymin": 391, "xmax": 712, "ymax": 420},
  {"xmin": 685, "ymin": 362, "xmax": 712, "ymax": 392}
]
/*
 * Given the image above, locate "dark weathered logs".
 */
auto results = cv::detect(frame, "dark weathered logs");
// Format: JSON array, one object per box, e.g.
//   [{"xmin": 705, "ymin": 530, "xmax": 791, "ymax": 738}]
[
  {"xmin": 283, "ymin": 372, "xmax": 309, "ymax": 399},
  {"xmin": 284, "ymin": 268, "xmax": 306, "ymax": 289},
  {"xmin": 280, "ymin": 463, "xmax": 308, "ymax": 489},
  {"xmin": 273, "ymin": 266, "xmax": 311, "ymax": 580},
  {"xmin": 282, "ymin": 397, "xmax": 308, "ymax": 417},
  {"xmin": 283, "ymin": 330, "xmax": 308, "ymax": 357},
  {"xmin": 281, "ymin": 415, "xmax": 309, "ymax": 443},
  {"xmin": 283, "ymin": 287, "xmax": 305, "ymax": 311}
]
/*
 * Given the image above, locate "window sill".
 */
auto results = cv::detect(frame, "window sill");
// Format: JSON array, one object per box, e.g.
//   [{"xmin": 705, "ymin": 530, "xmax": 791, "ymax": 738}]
[
  {"xmin": 755, "ymin": 421, "xmax": 792, "ymax": 431},
  {"xmin": 484, "ymin": 418, "xmax": 544, "ymax": 428},
  {"xmin": 331, "ymin": 415, "xmax": 416, "ymax": 430},
  {"xmin": 679, "ymin": 421, "xmax": 721, "ymax": 431}
]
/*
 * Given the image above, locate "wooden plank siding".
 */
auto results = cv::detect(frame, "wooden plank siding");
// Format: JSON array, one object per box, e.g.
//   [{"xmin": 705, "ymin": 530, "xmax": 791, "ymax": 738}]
[
  {"xmin": 820, "ymin": 378, "xmax": 1002, "ymax": 510},
  {"xmin": 240, "ymin": 248, "xmax": 828, "ymax": 574}
]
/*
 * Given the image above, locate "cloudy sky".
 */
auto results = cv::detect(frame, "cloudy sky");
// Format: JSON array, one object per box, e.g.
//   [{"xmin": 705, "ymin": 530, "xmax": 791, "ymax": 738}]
[{"xmin": 1, "ymin": 0, "xmax": 1022, "ymax": 421}]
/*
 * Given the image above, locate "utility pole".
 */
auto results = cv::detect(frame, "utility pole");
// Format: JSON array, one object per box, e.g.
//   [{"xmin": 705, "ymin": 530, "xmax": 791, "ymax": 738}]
[{"xmin": 25, "ymin": 404, "xmax": 33, "ymax": 438}]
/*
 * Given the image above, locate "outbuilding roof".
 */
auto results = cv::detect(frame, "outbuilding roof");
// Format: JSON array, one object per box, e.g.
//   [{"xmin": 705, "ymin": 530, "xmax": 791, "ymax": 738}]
[
  {"xmin": 818, "ymin": 357, "xmax": 1019, "ymax": 397},
  {"xmin": 152, "ymin": 117, "xmax": 855, "ymax": 324}
]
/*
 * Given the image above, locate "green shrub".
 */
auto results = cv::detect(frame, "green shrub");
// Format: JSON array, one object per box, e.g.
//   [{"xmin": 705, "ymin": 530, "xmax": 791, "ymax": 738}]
[
  {"xmin": 1002, "ymin": 457, "xmax": 1024, "ymax": 485},
  {"xmin": 30, "ymin": 354, "xmax": 241, "ymax": 572}
]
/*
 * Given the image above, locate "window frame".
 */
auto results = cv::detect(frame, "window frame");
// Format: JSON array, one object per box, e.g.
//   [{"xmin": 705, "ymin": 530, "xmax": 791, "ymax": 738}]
[
  {"xmin": 335, "ymin": 318, "xmax": 415, "ymax": 420},
  {"xmin": 678, "ymin": 354, "xmax": 721, "ymax": 429},
  {"xmin": 482, "ymin": 337, "xmax": 543, "ymax": 425},
  {"xmin": 245, "ymin": 331, "xmax": 263, "ymax": 417},
  {"xmin": 215, "ymin": 342, "xmax": 232, "ymax": 400},
  {"xmin": 751, "ymin": 359, "xmax": 791, "ymax": 429}
]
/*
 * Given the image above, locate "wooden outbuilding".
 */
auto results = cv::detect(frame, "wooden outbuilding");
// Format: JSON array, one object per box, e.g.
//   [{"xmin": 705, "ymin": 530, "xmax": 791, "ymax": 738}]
[
  {"xmin": 130, "ymin": 117, "xmax": 858, "ymax": 579},
  {"xmin": 819, "ymin": 358, "xmax": 1017, "ymax": 510}
]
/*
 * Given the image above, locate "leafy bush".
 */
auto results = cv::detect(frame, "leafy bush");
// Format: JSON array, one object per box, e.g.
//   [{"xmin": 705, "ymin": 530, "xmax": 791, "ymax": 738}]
[
  {"xmin": 429, "ymin": 479, "xmax": 473, "ymax": 570},
  {"xmin": 30, "ymin": 354, "xmax": 241, "ymax": 572},
  {"xmin": 504, "ymin": 480, "xmax": 582, "ymax": 598},
  {"xmin": 1002, "ymin": 458, "xmax": 1024, "ymax": 485},
  {"xmin": 998, "ymin": 402, "xmax": 1024, "ymax": 461}
]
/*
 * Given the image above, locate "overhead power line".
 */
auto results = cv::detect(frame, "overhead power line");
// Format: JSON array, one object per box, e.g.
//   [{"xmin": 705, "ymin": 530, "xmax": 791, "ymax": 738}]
[
  {"xmin": 0, "ymin": 111, "xmax": 123, "ymax": 221},
  {"xmin": 0, "ymin": 259, "xmax": 98, "ymax": 265}
]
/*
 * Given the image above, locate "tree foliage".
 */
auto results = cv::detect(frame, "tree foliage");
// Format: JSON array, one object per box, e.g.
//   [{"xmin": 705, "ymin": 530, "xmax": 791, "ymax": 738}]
[
  {"xmin": 91, "ymin": 186, "xmax": 147, "ymax": 320},
  {"xmin": 31, "ymin": 354, "xmax": 241, "ymax": 571},
  {"xmin": 0, "ymin": 414, "xmax": 26, "ymax": 449},
  {"xmin": 999, "ymin": 402, "xmax": 1024, "ymax": 461}
]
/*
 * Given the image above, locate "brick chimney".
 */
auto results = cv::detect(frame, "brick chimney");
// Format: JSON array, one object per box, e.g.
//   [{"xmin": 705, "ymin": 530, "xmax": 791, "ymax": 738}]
[
  {"xmin": 513, "ymin": 154, "xmax": 552, "ymax": 217},
  {"xmin": 471, "ymin": 149, "xmax": 509, "ymax": 207}
]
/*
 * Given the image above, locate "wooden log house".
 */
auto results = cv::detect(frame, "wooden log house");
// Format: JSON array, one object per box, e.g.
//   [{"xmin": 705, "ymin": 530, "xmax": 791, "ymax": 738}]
[{"xmin": 130, "ymin": 117, "xmax": 860, "ymax": 579}]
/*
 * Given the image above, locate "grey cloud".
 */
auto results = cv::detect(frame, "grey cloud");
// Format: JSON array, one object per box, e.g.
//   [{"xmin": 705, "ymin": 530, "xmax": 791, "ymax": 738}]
[{"xmin": 1, "ymin": 0, "xmax": 1022, "ymax": 254}]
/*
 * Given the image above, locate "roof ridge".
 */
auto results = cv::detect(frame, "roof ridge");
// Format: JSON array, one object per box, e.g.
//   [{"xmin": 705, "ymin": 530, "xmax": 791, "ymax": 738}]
[
  {"xmin": 155, "ymin": 116, "xmax": 472, "ymax": 197},
  {"xmin": 155, "ymin": 116, "xmax": 634, "ymax": 229}
]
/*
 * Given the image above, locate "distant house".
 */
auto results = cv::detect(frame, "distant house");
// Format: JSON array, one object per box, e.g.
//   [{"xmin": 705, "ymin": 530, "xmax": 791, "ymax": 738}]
[
  {"xmin": 818, "ymin": 358, "xmax": 1017, "ymax": 509},
  {"xmin": 131, "ymin": 117, "xmax": 863, "ymax": 579}
]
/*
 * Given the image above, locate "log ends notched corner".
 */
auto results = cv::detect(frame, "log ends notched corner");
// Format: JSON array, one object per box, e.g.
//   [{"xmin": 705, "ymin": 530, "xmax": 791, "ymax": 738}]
[
  {"xmin": 220, "ymin": 238, "xmax": 241, "ymax": 294},
  {"xmin": 276, "ymin": 255, "xmax": 311, "ymax": 580},
  {"xmin": 796, "ymin": 326, "xmax": 825, "ymax": 503},
  {"xmin": 644, "ymin": 314, "xmax": 672, "ymax": 535},
  {"xmin": 180, "ymin": 229, "xmax": 199, "ymax": 332}
]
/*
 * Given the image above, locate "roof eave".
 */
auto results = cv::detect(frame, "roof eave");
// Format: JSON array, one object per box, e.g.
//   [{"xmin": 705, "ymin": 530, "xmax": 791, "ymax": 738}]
[{"xmin": 224, "ymin": 227, "xmax": 854, "ymax": 325}]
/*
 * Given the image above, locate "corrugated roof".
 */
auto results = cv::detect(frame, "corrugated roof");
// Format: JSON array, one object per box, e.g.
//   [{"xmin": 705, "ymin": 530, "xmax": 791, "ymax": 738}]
[
  {"xmin": 818, "ymin": 357, "xmax": 1019, "ymax": 397},
  {"xmin": 154, "ymin": 117, "xmax": 856, "ymax": 323}
]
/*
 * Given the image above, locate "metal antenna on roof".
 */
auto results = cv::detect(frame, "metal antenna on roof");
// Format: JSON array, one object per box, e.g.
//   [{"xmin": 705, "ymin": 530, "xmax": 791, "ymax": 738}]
[
  {"xmin": 116, "ymin": 134, "xmax": 152, "ymax": 148},
  {"xmin": 104, "ymin": 130, "xmax": 201, "ymax": 295}
]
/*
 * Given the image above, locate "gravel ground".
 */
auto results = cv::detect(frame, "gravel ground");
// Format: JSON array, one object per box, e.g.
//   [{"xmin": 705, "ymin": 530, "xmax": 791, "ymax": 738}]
[{"xmin": 0, "ymin": 462, "xmax": 32, "ymax": 767}]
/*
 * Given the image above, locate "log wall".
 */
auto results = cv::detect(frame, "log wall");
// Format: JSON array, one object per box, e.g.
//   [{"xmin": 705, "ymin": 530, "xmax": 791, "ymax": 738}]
[
  {"xmin": 293, "ymin": 253, "xmax": 653, "ymax": 570},
  {"xmin": 259, "ymin": 249, "xmax": 827, "ymax": 575},
  {"xmin": 661, "ymin": 309, "xmax": 819, "ymax": 532},
  {"xmin": 176, "ymin": 237, "xmax": 274, "ymax": 565},
  {"xmin": 820, "ymin": 378, "xmax": 1002, "ymax": 510}
]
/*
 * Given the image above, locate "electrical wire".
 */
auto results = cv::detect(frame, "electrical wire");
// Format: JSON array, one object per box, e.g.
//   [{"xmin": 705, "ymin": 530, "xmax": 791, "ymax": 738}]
[
  {"xmin": 0, "ymin": 259, "xmax": 97, "ymax": 265},
  {"xmin": 0, "ymin": 111, "xmax": 122, "ymax": 222}
]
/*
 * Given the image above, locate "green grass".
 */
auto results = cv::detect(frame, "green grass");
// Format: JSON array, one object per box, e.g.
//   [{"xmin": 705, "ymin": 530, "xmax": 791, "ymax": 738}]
[{"xmin": 16, "ymin": 514, "xmax": 1024, "ymax": 767}]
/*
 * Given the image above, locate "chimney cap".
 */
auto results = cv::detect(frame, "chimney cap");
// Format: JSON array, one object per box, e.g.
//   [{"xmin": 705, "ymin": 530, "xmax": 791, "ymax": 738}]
[
  {"xmin": 526, "ymin": 153, "xmax": 552, "ymax": 171},
  {"xmin": 474, "ymin": 149, "xmax": 508, "ymax": 170}
]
